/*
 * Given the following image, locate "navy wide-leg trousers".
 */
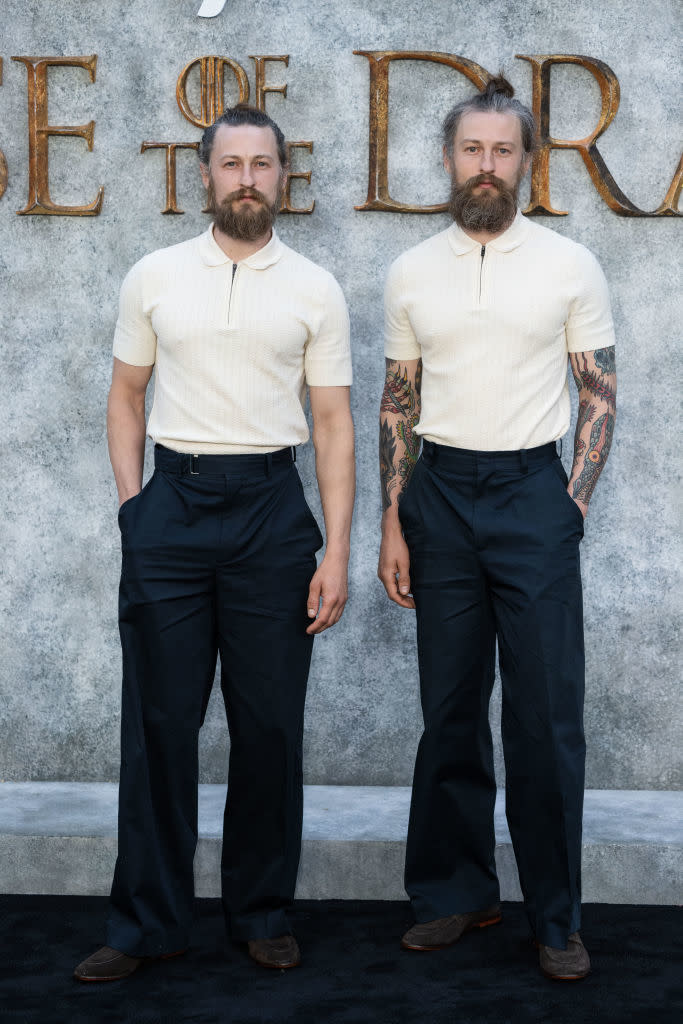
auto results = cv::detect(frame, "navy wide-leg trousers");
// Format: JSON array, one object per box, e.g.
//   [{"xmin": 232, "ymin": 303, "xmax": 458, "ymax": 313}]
[
  {"xmin": 106, "ymin": 445, "xmax": 322, "ymax": 956},
  {"xmin": 399, "ymin": 440, "xmax": 585, "ymax": 950}
]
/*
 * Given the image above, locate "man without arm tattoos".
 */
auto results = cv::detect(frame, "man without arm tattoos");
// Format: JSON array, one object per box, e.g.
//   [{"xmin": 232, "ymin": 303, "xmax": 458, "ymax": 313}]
[
  {"xmin": 377, "ymin": 76, "xmax": 616, "ymax": 981},
  {"xmin": 74, "ymin": 105, "xmax": 354, "ymax": 982}
]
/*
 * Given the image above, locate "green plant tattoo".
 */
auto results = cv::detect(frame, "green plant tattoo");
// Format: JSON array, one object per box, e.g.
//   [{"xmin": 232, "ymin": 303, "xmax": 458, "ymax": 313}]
[{"xmin": 380, "ymin": 361, "xmax": 421, "ymax": 510}]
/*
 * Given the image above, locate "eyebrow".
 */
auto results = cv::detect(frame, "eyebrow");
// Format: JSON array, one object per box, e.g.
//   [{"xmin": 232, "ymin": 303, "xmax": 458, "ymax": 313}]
[
  {"xmin": 460, "ymin": 138, "xmax": 518, "ymax": 146},
  {"xmin": 217, "ymin": 153, "xmax": 274, "ymax": 160}
]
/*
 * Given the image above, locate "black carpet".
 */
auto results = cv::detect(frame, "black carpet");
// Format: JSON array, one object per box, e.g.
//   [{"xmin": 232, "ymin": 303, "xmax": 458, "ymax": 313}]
[{"xmin": 0, "ymin": 897, "xmax": 680, "ymax": 1023}]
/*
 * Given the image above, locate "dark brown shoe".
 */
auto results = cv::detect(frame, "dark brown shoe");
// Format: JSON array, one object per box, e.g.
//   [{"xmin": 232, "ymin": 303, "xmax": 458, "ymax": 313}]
[
  {"xmin": 73, "ymin": 945, "xmax": 185, "ymax": 982},
  {"xmin": 247, "ymin": 934, "xmax": 301, "ymax": 969},
  {"xmin": 401, "ymin": 904, "xmax": 502, "ymax": 950},
  {"xmin": 539, "ymin": 932, "xmax": 590, "ymax": 981}
]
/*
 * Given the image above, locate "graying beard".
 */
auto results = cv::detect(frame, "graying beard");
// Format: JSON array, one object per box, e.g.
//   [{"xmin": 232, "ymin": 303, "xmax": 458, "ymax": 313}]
[{"xmin": 449, "ymin": 179, "xmax": 518, "ymax": 234}]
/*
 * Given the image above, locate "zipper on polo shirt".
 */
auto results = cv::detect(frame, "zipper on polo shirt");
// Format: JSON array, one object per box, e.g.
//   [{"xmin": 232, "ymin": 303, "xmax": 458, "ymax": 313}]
[
  {"xmin": 478, "ymin": 245, "xmax": 485, "ymax": 303},
  {"xmin": 227, "ymin": 262, "xmax": 238, "ymax": 324}
]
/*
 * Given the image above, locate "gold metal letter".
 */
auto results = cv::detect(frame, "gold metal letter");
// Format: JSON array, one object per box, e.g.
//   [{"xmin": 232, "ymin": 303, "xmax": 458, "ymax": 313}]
[
  {"xmin": 353, "ymin": 50, "xmax": 491, "ymax": 213},
  {"xmin": 281, "ymin": 141, "xmax": 314, "ymax": 214},
  {"xmin": 11, "ymin": 54, "xmax": 104, "ymax": 216},
  {"xmin": 517, "ymin": 54, "xmax": 681, "ymax": 217},
  {"xmin": 141, "ymin": 142, "xmax": 199, "ymax": 214},
  {"xmin": 176, "ymin": 56, "xmax": 250, "ymax": 128},
  {"xmin": 249, "ymin": 56, "xmax": 289, "ymax": 112}
]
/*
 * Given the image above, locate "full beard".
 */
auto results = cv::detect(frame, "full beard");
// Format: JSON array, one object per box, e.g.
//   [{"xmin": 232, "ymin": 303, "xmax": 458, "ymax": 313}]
[
  {"xmin": 448, "ymin": 173, "xmax": 519, "ymax": 234},
  {"xmin": 208, "ymin": 180, "xmax": 282, "ymax": 241}
]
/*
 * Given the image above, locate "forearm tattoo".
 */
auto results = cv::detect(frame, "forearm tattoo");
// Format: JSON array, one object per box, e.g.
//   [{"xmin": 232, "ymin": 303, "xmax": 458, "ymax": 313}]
[
  {"xmin": 379, "ymin": 360, "xmax": 421, "ymax": 511},
  {"xmin": 574, "ymin": 398, "xmax": 596, "ymax": 458},
  {"xmin": 572, "ymin": 410, "xmax": 615, "ymax": 503},
  {"xmin": 379, "ymin": 419, "xmax": 397, "ymax": 511},
  {"xmin": 569, "ymin": 346, "xmax": 616, "ymax": 506}
]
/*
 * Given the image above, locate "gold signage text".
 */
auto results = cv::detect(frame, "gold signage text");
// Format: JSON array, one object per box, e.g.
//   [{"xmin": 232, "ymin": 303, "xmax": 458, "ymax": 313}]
[
  {"xmin": 4, "ymin": 50, "xmax": 680, "ymax": 218},
  {"xmin": 176, "ymin": 56, "xmax": 250, "ymax": 127},
  {"xmin": 353, "ymin": 50, "xmax": 680, "ymax": 217},
  {"xmin": 353, "ymin": 50, "xmax": 490, "ymax": 212},
  {"xmin": 518, "ymin": 53, "xmax": 682, "ymax": 217},
  {"xmin": 250, "ymin": 55, "xmax": 289, "ymax": 111},
  {"xmin": 11, "ymin": 54, "xmax": 104, "ymax": 216},
  {"xmin": 145, "ymin": 54, "xmax": 313, "ymax": 215},
  {"xmin": 140, "ymin": 142, "xmax": 200, "ymax": 214}
]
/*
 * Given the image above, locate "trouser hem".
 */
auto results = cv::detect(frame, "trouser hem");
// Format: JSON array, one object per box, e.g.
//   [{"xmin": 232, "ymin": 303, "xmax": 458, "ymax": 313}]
[
  {"xmin": 533, "ymin": 908, "xmax": 582, "ymax": 950},
  {"xmin": 104, "ymin": 921, "xmax": 190, "ymax": 959},
  {"xmin": 409, "ymin": 891, "xmax": 501, "ymax": 924},
  {"xmin": 226, "ymin": 907, "xmax": 292, "ymax": 941}
]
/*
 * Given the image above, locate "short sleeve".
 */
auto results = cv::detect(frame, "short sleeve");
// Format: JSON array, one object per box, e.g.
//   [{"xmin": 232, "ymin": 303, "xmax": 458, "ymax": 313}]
[
  {"xmin": 112, "ymin": 259, "xmax": 157, "ymax": 366},
  {"xmin": 304, "ymin": 274, "xmax": 353, "ymax": 386},
  {"xmin": 565, "ymin": 247, "xmax": 616, "ymax": 354},
  {"xmin": 384, "ymin": 257, "xmax": 421, "ymax": 361}
]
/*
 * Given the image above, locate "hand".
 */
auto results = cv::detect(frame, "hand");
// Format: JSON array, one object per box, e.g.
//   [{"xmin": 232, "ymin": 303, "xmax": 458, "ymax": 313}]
[
  {"xmin": 306, "ymin": 551, "xmax": 349, "ymax": 635},
  {"xmin": 377, "ymin": 527, "xmax": 415, "ymax": 609},
  {"xmin": 569, "ymin": 491, "xmax": 588, "ymax": 519},
  {"xmin": 118, "ymin": 489, "xmax": 140, "ymax": 509}
]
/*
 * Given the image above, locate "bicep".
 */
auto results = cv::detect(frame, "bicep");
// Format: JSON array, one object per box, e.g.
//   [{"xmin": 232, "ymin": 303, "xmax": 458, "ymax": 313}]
[
  {"xmin": 110, "ymin": 357, "xmax": 154, "ymax": 403},
  {"xmin": 381, "ymin": 358, "xmax": 423, "ymax": 417},
  {"xmin": 569, "ymin": 348, "xmax": 617, "ymax": 403},
  {"xmin": 309, "ymin": 385, "xmax": 352, "ymax": 431}
]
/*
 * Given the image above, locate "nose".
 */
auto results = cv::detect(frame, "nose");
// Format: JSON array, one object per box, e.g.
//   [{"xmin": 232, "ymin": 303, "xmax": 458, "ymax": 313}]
[
  {"xmin": 479, "ymin": 148, "xmax": 495, "ymax": 173},
  {"xmin": 239, "ymin": 164, "xmax": 255, "ymax": 188}
]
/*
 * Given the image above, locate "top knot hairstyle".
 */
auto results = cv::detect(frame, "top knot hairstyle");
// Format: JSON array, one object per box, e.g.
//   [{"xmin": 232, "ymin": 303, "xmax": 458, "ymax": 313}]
[
  {"xmin": 442, "ymin": 74, "xmax": 537, "ymax": 155},
  {"xmin": 198, "ymin": 104, "xmax": 288, "ymax": 168}
]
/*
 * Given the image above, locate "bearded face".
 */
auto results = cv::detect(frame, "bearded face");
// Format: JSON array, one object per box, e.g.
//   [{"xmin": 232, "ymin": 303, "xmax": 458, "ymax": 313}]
[
  {"xmin": 206, "ymin": 177, "xmax": 282, "ymax": 242},
  {"xmin": 448, "ymin": 170, "xmax": 522, "ymax": 235},
  {"xmin": 445, "ymin": 110, "xmax": 530, "ymax": 236}
]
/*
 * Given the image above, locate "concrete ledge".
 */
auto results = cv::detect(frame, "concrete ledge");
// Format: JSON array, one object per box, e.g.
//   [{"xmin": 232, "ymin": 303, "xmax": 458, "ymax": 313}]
[{"xmin": 0, "ymin": 784, "xmax": 680, "ymax": 903}]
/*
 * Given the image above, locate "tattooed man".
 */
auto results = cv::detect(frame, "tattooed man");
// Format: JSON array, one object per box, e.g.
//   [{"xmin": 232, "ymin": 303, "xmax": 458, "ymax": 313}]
[
  {"xmin": 75, "ymin": 105, "xmax": 354, "ymax": 981},
  {"xmin": 378, "ymin": 76, "xmax": 615, "ymax": 981}
]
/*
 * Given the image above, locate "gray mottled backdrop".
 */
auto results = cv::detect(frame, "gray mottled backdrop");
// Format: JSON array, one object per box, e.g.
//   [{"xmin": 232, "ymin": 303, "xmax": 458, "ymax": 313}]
[{"xmin": 1, "ymin": 0, "xmax": 680, "ymax": 790}]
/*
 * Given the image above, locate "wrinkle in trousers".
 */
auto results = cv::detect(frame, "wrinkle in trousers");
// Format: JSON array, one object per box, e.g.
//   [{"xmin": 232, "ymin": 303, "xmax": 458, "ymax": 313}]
[
  {"xmin": 106, "ymin": 455, "xmax": 322, "ymax": 955},
  {"xmin": 399, "ymin": 444, "xmax": 585, "ymax": 950}
]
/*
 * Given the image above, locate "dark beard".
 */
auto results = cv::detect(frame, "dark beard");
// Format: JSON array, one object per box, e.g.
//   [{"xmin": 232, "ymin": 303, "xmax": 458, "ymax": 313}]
[
  {"xmin": 448, "ymin": 173, "xmax": 519, "ymax": 234},
  {"xmin": 208, "ymin": 181, "xmax": 281, "ymax": 241}
]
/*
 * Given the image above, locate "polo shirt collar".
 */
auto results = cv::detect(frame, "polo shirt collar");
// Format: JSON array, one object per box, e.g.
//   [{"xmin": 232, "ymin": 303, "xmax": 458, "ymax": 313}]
[
  {"xmin": 199, "ymin": 224, "xmax": 284, "ymax": 269},
  {"xmin": 446, "ymin": 208, "xmax": 530, "ymax": 256}
]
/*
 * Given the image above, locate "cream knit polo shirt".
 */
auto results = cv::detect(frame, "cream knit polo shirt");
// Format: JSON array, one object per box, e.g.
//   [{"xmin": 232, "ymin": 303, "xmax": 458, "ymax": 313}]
[
  {"xmin": 113, "ymin": 226, "xmax": 352, "ymax": 454},
  {"xmin": 384, "ymin": 211, "xmax": 615, "ymax": 451}
]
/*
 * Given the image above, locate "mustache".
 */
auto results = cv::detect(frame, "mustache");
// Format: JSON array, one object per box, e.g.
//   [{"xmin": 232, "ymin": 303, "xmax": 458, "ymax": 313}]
[
  {"xmin": 219, "ymin": 188, "xmax": 269, "ymax": 206},
  {"xmin": 465, "ymin": 173, "xmax": 510, "ymax": 191}
]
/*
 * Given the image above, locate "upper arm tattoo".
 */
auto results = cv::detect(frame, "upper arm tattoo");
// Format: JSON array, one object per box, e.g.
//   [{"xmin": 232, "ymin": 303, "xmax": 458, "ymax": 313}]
[{"xmin": 571, "ymin": 347, "xmax": 616, "ymax": 408}]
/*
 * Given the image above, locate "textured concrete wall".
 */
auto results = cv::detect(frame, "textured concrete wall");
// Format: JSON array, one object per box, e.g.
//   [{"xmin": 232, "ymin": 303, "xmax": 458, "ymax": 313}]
[{"xmin": 0, "ymin": 0, "xmax": 680, "ymax": 789}]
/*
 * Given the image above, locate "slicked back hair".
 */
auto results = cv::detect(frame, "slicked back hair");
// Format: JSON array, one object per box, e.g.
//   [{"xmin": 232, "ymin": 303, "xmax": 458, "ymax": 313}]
[
  {"xmin": 442, "ymin": 75, "xmax": 537, "ymax": 156},
  {"xmin": 199, "ymin": 104, "xmax": 288, "ymax": 168}
]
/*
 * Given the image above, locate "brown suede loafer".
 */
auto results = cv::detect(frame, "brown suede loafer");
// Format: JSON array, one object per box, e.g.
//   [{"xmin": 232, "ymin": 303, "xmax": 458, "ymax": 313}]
[
  {"xmin": 538, "ymin": 932, "xmax": 590, "ymax": 981},
  {"xmin": 401, "ymin": 904, "xmax": 502, "ymax": 950},
  {"xmin": 73, "ymin": 945, "xmax": 185, "ymax": 982},
  {"xmin": 247, "ymin": 934, "xmax": 301, "ymax": 969}
]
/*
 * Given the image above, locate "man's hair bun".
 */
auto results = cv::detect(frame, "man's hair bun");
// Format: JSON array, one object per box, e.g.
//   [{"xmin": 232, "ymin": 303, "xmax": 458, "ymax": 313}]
[
  {"xmin": 483, "ymin": 74, "xmax": 515, "ymax": 100},
  {"xmin": 442, "ymin": 71, "xmax": 537, "ymax": 155}
]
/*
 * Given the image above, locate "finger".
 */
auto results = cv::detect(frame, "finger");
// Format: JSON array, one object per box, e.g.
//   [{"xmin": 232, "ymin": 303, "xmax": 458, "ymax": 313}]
[
  {"xmin": 306, "ymin": 591, "xmax": 345, "ymax": 634},
  {"xmin": 396, "ymin": 562, "xmax": 411, "ymax": 598},
  {"xmin": 306, "ymin": 578, "xmax": 322, "ymax": 621},
  {"xmin": 378, "ymin": 569, "xmax": 415, "ymax": 609}
]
